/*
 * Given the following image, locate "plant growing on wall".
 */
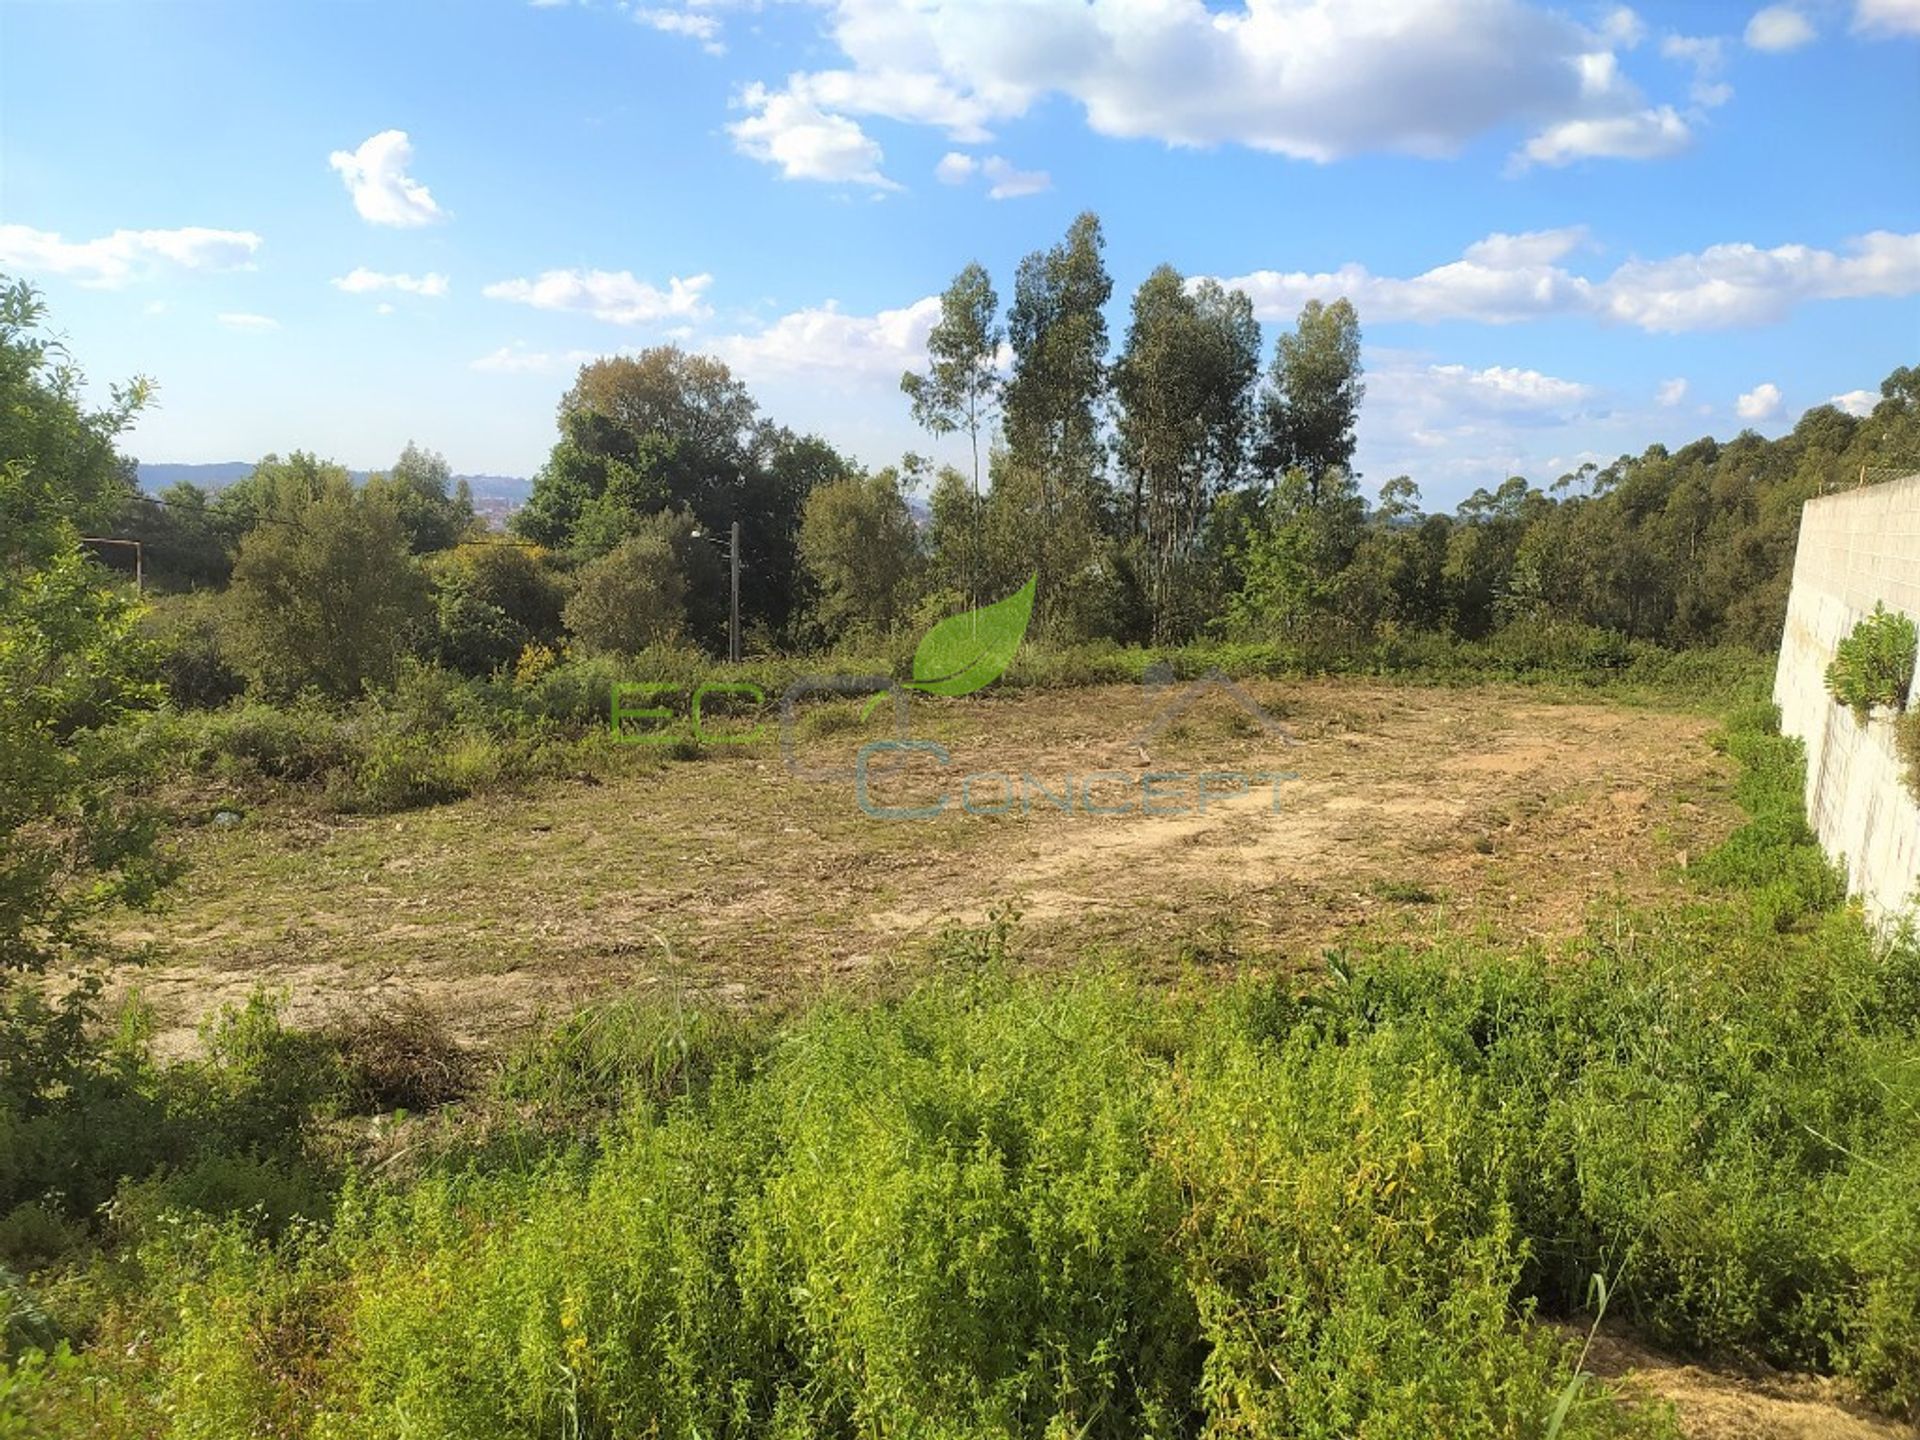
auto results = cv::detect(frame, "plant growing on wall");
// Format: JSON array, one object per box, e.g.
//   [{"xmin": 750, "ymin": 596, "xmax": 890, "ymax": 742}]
[
  {"xmin": 1824, "ymin": 603, "xmax": 1918, "ymax": 724},
  {"xmin": 1899, "ymin": 710, "xmax": 1920, "ymax": 802}
]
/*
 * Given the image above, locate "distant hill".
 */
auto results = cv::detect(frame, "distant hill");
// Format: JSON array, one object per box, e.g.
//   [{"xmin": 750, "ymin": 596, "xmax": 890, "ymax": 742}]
[
  {"xmin": 137, "ymin": 462, "xmax": 532, "ymax": 506},
  {"xmin": 136, "ymin": 461, "xmax": 262, "ymax": 492}
]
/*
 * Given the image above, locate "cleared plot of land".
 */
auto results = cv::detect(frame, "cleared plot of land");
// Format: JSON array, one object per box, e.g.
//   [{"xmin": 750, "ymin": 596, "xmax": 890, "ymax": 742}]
[{"xmin": 114, "ymin": 679, "xmax": 1739, "ymax": 1054}]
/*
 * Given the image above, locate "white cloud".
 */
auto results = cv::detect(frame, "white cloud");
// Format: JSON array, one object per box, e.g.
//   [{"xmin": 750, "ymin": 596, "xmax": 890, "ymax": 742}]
[
  {"xmin": 1829, "ymin": 388, "xmax": 1878, "ymax": 416},
  {"xmin": 713, "ymin": 296, "xmax": 942, "ymax": 382},
  {"xmin": 1660, "ymin": 33, "xmax": 1726, "ymax": 68},
  {"xmin": 1600, "ymin": 230, "xmax": 1920, "ymax": 330},
  {"xmin": 482, "ymin": 269, "xmax": 713, "ymax": 325},
  {"xmin": 1854, "ymin": 0, "xmax": 1920, "ymax": 34},
  {"xmin": 470, "ymin": 345, "xmax": 549, "ymax": 375},
  {"xmin": 328, "ymin": 130, "xmax": 445, "ymax": 228},
  {"xmin": 1425, "ymin": 362, "xmax": 1595, "ymax": 412},
  {"xmin": 934, "ymin": 150, "xmax": 1051, "ymax": 198},
  {"xmin": 1736, "ymin": 381, "xmax": 1783, "ymax": 420},
  {"xmin": 980, "ymin": 155, "xmax": 1051, "ymax": 199},
  {"xmin": 217, "ymin": 313, "xmax": 279, "ymax": 332},
  {"xmin": 1209, "ymin": 227, "xmax": 1920, "ymax": 332},
  {"xmin": 728, "ymin": 84, "xmax": 899, "ymax": 189},
  {"xmin": 935, "ymin": 152, "xmax": 978, "ymax": 184},
  {"xmin": 1516, "ymin": 105, "xmax": 1690, "ymax": 166},
  {"xmin": 331, "ymin": 267, "xmax": 450, "ymax": 297},
  {"xmin": 1351, "ymin": 347, "xmax": 1603, "ymax": 492},
  {"xmin": 1657, "ymin": 31, "xmax": 1736, "ymax": 108},
  {"xmin": 1746, "ymin": 6, "xmax": 1817, "ymax": 49},
  {"xmin": 635, "ymin": 7, "xmax": 724, "ymax": 55},
  {"xmin": 734, "ymin": 0, "xmax": 1698, "ymax": 177},
  {"xmin": 1600, "ymin": 6, "xmax": 1646, "ymax": 47},
  {"xmin": 0, "ymin": 223, "xmax": 262, "ymax": 288},
  {"xmin": 1656, "ymin": 377, "xmax": 1689, "ymax": 406}
]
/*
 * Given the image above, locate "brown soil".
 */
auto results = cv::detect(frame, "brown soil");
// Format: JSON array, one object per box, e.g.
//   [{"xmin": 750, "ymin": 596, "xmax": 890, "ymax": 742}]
[
  {"xmin": 111, "ymin": 678, "xmax": 1737, "ymax": 1054},
  {"xmin": 1588, "ymin": 1334, "xmax": 1916, "ymax": 1439}
]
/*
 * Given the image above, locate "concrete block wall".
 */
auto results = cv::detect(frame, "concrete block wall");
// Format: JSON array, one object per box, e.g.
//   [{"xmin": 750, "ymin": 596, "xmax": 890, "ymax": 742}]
[{"xmin": 1772, "ymin": 472, "xmax": 1920, "ymax": 927}]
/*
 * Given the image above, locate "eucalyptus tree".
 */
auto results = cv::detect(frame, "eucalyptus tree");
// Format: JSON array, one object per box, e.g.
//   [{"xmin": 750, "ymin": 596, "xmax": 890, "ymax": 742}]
[
  {"xmin": 1000, "ymin": 212, "xmax": 1115, "ymax": 626},
  {"xmin": 1255, "ymin": 298, "xmax": 1364, "ymax": 504},
  {"xmin": 901, "ymin": 262, "xmax": 1003, "ymax": 499},
  {"xmin": 1115, "ymin": 266, "xmax": 1260, "ymax": 640}
]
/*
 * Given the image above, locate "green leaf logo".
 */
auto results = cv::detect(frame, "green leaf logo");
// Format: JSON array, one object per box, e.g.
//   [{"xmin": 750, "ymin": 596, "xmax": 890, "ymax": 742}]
[{"xmin": 909, "ymin": 574, "xmax": 1037, "ymax": 696}]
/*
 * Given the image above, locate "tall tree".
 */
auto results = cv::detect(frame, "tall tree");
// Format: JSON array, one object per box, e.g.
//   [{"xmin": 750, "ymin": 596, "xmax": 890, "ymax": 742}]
[
  {"xmin": 1001, "ymin": 212, "xmax": 1115, "ymax": 623},
  {"xmin": 901, "ymin": 262, "xmax": 1002, "ymax": 498},
  {"xmin": 902, "ymin": 263, "xmax": 1002, "ymax": 613},
  {"xmin": 1255, "ymin": 298, "xmax": 1364, "ymax": 504},
  {"xmin": 1114, "ymin": 267, "xmax": 1260, "ymax": 640}
]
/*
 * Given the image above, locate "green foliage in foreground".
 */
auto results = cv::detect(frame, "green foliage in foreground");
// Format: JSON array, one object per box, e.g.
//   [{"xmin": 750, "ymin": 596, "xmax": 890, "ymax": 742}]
[
  {"xmin": 1825, "ymin": 603, "xmax": 1918, "ymax": 723},
  {"xmin": 4, "ymin": 709, "xmax": 1916, "ymax": 1437}
]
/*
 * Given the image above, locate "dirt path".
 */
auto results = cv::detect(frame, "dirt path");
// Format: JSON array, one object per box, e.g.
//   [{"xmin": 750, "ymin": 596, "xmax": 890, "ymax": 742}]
[{"xmin": 1588, "ymin": 1334, "xmax": 1916, "ymax": 1438}]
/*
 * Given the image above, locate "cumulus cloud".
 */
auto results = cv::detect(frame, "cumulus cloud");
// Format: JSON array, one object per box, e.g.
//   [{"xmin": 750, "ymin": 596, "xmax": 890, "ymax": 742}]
[
  {"xmin": 0, "ymin": 223, "xmax": 262, "ymax": 288},
  {"xmin": 712, "ymin": 296, "xmax": 942, "ymax": 382},
  {"xmin": 1736, "ymin": 382, "xmax": 1783, "ymax": 420},
  {"xmin": 1370, "ymin": 353, "xmax": 1598, "ymax": 428},
  {"xmin": 1208, "ymin": 227, "xmax": 1920, "ymax": 332},
  {"xmin": 934, "ymin": 151, "xmax": 1051, "ymax": 198},
  {"xmin": 1600, "ymin": 6, "xmax": 1647, "ymax": 47},
  {"xmin": 1746, "ymin": 6, "xmax": 1817, "ymax": 49},
  {"xmin": 328, "ymin": 130, "xmax": 445, "ymax": 227},
  {"xmin": 634, "ymin": 7, "xmax": 724, "ymax": 55},
  {"xmin": 1656, "ymin": 377, "xmax": 1689, "ymax": 406},
  {"xmin": 1516, "ymin": 106, "xmax": 1690, "ymax": 167},
  {"xmin": 727, "ymin": 84, "xmax": 900, "ymax": 189},
  {"xmin": 1854, "ymin": 0, "xmax": 1920, "ymax": 35},
  {"xmin": 482, "ymin": 269, "xmax": 713, "ymax": 325},
  {"xmin": 1655, "ymin": 31, "xmax": 1736, "ymax": 109},
  {"xmin": 1829, "ymin": 388, "xmax": 1879, "ymax": 416},
  {"xmin": 935, "ymin": 152, "xmax": 977, "ymax": 184},
  {"xmin": 1350, "ymin": 347, "xmax": 1604, "ymax": 493},
  {"xmin": 217, "ymin": 313, "xmax": 279, "ymax": 332},
  {"xmin": 727, "ymin": 0, "xmax": 1699, "ymax": 181},
  {"xmin": 331, "ymin": 267, "xmax": 449, "ymax": 297}
]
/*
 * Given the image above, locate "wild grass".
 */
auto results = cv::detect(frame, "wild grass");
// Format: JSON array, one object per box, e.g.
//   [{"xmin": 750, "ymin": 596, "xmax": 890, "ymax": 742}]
[
  {"xmin": 5, "ymin": 703, "xmax": 1912, "ymax": 1436},
  {"xmin": 128, "ymin": 623, "xmax": 1772, "ymax": 821}
]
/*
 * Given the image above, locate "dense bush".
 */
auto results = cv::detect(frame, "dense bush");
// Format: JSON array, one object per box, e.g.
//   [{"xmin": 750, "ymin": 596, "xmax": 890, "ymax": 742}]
[
  {"xmin": 0, "ymin": 989, "xmax": 339, "ymax": 1250},
  {"xmin": 140, "ymin": 592, "xmax": 246, "ymax": 709}
]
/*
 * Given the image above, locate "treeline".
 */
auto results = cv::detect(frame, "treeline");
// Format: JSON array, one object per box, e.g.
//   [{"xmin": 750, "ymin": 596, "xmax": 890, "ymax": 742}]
[{"xmin": 74, "ymin": 213, "xmax": 1920, "ymax": 694}]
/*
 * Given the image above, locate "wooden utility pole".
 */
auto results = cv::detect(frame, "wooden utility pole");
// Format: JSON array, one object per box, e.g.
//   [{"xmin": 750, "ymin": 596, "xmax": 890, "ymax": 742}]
[{"xmin": 729, "ymin": 519, "xmax": 741, "ymax": 663}]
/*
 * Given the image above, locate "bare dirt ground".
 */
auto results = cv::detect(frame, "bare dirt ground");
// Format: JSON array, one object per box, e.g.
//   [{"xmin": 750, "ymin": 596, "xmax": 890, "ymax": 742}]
[
  {"xmin": 112, "ymin": 677, "xmax": 1738, "ymax": 1054},
  {"xmin": 1588, "ymin": 1334, "xmax": 1917, "ymax": 1439},
  {"xmin": 103, "ymin": 677, "xmax": 1912, "ymax": 1438}
]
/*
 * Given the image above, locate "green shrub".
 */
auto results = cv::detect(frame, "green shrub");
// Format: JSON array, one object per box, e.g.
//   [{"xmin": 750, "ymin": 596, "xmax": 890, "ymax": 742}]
[
  {"xmin": 1898, "ymin": 709, "xmax": 1920, "ymax": 801},
  {"xmin": 1825, "ymin": 603, "xmax": 1918, "ymax": 722},
  {"xmin": 140, "ymin": 593, "xmax": 246, "ymax": 709}
]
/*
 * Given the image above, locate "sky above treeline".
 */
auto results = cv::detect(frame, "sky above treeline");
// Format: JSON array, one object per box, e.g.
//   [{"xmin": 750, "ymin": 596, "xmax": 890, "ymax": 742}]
[{"xmin": 3, "ymin": 0, "xmax": 1917, "ymax": 505}]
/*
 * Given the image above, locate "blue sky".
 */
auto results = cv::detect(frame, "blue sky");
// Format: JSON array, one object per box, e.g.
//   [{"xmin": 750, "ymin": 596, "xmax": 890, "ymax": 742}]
[{"xmin": 3, "ymin": 0, "xmax": 1917, "ymax": 506}]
